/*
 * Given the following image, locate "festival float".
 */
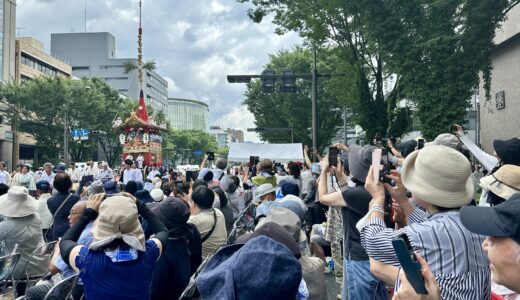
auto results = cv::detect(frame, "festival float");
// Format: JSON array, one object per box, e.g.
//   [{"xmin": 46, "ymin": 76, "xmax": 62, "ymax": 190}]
[{"xmin": 112, "ymin": 0, "xmax": 166, "ymax": 167}]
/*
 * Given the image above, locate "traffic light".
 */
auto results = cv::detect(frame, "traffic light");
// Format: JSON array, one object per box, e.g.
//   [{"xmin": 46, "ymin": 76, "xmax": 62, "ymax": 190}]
[
  {"xmin": 261, "ymin": 70, "xmax": 276, "ymax": 93},
  {"xmin": 280, "ymin": 70, "xmax": 296, "ymax": 93}
]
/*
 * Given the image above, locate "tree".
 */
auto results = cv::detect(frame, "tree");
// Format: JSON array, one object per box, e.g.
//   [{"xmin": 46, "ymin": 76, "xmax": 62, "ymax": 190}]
[
  {"xmin": 237, "ymin": 0, "xmax": 398, "ymax": 141},
  {"xmin": 239, "ymin": 0, "xmax": 520, "ymax": 139},
  {"xmin": 243, "ymin": 47, "xmax": 344, "ymax": 151},
  {"xmin": 122, "ymin": 60, "xmax": 156, "ymax": 74},
  {"xmin": 0, "ymin": 77, "xmax": 134, "ymax": 165},
  {"xmin": 164, "ymin": 130, "xmax": 218, "ymax": 165}
]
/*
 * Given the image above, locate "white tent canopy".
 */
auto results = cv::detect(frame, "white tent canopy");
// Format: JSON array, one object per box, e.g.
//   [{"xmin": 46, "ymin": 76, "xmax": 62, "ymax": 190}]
[{"xmin": 228, "ymin": 143, "xmax": 304, "ymax": 163}]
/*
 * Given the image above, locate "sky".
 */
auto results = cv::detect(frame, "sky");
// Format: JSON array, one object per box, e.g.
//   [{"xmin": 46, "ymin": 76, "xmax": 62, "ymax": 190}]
[{"xmin": 16, "ymin": 0, "xmax": 302, "ymax": 142}]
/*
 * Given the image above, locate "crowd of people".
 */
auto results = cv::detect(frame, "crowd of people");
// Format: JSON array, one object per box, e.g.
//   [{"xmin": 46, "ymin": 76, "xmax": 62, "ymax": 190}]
[{"xmin": 0, "ymin": 124, "xmax": 518, "ymax": 299}]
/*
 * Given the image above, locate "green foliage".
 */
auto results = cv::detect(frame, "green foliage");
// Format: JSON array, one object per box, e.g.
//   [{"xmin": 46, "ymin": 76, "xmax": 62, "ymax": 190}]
[
  {"xmin": 122, "ymin": 60, "xmax": 156, "ymax": 74},
  {"xmin": 242, "ymin": 47, "xmax": 344, "ymax": 152},
  {"xmin": 0, "ymin": 77, "xmax": 163, "ymax": 166},
  {"xmin": 164, "ymin": 129, "xmax": 218, "ymax": 165},
  {"xmin": 238, "ymin": 0, "xmax": 519, "ymax": 139}
]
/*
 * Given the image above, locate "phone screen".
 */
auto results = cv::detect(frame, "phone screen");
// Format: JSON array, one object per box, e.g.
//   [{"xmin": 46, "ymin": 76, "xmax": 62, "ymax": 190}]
[
  {"xmin": 185, "ymin": 171, "xmax": 193, "ymax": 182},
  {"xmin": 328, "ymin": 147, "xmax": 339, "ymax": 167},
  {"xmin": 392, "ymin": 233, "xmax": 428, "ymax": 294}
]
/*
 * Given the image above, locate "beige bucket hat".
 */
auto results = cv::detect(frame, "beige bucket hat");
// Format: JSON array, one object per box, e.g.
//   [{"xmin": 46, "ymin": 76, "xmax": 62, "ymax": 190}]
[
  {"xmin": 401, "ymin": 145, "xmax": 474, "ymax": 208},
  {"xmin": 480, "ymin": 164, "xmax": 520, "ymax": 200},
  {"xmin": 0, "ymin": 186, "xmax": 38, "ymax": 218},
  {"xmin": 89, "ymin": 195, "xmax": 145, "ymax": 251}
]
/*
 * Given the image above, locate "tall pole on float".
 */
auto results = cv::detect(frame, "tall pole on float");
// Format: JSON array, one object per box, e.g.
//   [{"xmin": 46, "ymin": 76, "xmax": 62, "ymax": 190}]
[{"xmin": 138, "ymin": 0, "xmax": 143, "ymax": 90}]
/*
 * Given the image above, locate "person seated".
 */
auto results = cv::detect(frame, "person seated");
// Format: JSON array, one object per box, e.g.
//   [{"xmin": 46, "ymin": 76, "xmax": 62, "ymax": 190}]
[
  {"xmin": 60, "ymin": 193, "xmax": 168, "ymax": 300},
  {"xmin": 46, "ymin": 173, "xmax": 80, "ymax": 241},
  {"xmin": 196, "ymin": 236, "xmax": 303, "ymax": 300},
  {"xmin": 25, "ymin": 200, "xmax": 93, "ymax": 300},
  {"xmin": 254, "ymin": 183, "xmax": 277, "ymax": 217},
  {"xmin": 0, "ymin": 186, "xmax": 48, "ymax": 295},
  {"xmin": 35, "ymin": 180, "xmax": 53, "ymax": 235},
  {"xmin": 251, "ymin": 159, "xmax": 277, "ymax": 187},
  {"xmin": 361, "ymin": 145, "xmax": 490, "ymax": 299},
  {"xmin": 149, "ymin": 197, "xmax": 202, "ymax": 299},
  {"xmin": 187, "ymin": 186, "xmax": 227, "ymax": 258}
]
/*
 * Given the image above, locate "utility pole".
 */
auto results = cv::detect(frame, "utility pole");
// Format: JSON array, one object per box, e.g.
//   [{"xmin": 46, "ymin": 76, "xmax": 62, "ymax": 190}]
[
  {"xmin": 343, "ymin": 107, "xmax": 348, "ymax": 144},
  {"xmin": 311, "ymin": 47, "xmax": 318, "ymax": 161},
  {"xmin": 64, "ymin": 102, "xmax": 69, "ymax": 164}
]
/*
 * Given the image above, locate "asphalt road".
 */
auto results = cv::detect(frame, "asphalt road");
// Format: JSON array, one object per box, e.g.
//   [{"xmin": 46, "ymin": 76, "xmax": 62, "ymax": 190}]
[{"xmin": 325, "ymin": 272, "xmax": 341, "ymax": 300}]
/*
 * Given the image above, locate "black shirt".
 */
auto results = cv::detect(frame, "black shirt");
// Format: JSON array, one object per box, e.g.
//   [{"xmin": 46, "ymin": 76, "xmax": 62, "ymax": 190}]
[
  {"xmin": 46, "ymin": 192, "xmax": 80, "ymax": 241},
  {"xmin": 341, "ymin": 186, "xmax": 372, "ymax": 261}
]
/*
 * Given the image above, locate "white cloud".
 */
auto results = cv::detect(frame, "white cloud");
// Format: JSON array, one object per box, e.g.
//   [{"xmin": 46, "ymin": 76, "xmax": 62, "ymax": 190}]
[
  {"xmin": 17, "ymin": 0, "xmax": 302, "ymax": 127},
  {"xmin": 216, "ymin": 106, "xmax": 260, "ymax": 142}
]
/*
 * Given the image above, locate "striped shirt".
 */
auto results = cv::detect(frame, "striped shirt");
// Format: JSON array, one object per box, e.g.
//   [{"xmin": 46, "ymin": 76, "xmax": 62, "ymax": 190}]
[{"xmin": 361, "ymin": 207, "xmax": 490, "ymax": 300}]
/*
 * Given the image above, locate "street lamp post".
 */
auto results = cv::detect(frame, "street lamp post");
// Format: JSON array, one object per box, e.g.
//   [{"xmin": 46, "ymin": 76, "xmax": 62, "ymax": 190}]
[{"xmin": 311, "ymin": 47, "xmax": 318, "ymax": 159}]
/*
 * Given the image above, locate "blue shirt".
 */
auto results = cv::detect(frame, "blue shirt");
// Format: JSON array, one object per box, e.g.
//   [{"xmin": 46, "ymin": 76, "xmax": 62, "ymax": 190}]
[
  {"xmin": 76, "ymin": 239, "xmax": 160, "ymax": 300},
  {"xmin": 55, "ymin": 223, "xmax": 93, "ymax": 279}
]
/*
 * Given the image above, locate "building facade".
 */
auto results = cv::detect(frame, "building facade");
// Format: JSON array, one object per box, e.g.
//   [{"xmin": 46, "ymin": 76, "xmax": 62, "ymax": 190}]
[
  {"xmin": 13, "ymin": 37, "xmax": 72, "ymax": 166},
  {"xmin": 478, "ymin": 5, "xmax": 520, "ymax": 153},
  {"xmin": 166, "ymin": 98, "xmax": 209, "ymax": 131},
  {"xmin": 0, "ymin": 0, "xmax": 16, "ymax": 166},
  {"xmin": 210, "ymin": 126, "xmax": 243, "ymax": 148},
  {"xmin": 50, "ymin": 32, "xmax": 168, "ymax": 112}
]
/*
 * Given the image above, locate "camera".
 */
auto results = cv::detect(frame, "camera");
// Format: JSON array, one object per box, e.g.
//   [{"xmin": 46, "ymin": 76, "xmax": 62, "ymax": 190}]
[{"xmin": 207, "ymin": 152, "xmax": 215, "ymax": 161}]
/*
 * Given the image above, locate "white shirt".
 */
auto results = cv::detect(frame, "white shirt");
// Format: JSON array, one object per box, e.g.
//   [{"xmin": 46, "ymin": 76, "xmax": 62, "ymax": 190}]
[
  {"xmin": 98, "ymin": 168, "xmax": 114, "ymax": 182},
  {"xmin": 0, "ymin": 170, "xmax": 10, "ymax": 185},
  {"xmin": 300, "ymin": 170, "xmax": 312, "ymax": 195},
  {"xmin": 84, "ymin": 166, "xmax": 99, "ymax": 178},
  {"xmin": 123, "ymin": 168, "xmax": 142, "ymax": 184},
  {"xmin": 147, "ymin": 170, "xmax": 160, "ymax": 181},
  {"xmin": 37, "ymin": 193, "xmax": 53, "ymax": 229},
  {"xmin": 40, "ymin": 172, "xmax": 56, "ymax": 185},
  {"xmin": 67, "ymin": 168, "xmax": 83, "ymax": 183}
]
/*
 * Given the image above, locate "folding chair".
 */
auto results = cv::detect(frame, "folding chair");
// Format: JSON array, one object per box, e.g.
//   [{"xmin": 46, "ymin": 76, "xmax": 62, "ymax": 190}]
[
  {"xmin": 14, "ymin": 241, "xmax": 57, "ymax": 296},
  {"xmin": 42, "ymin": 274, "xmax": 78, "ymax": 300},
  {"xmin": 0, "ymin": 253, "xmax": 21, "ymax": 297}
]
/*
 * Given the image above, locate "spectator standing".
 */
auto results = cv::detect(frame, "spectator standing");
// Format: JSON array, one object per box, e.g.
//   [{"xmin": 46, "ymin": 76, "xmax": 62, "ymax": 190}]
[
  {"xmin": 35, "ymin": 180, "xmax": 53, "ymax": 234},
  {"xmin": 13, "ymin": 165, "xmax": 36, "ymax": 192},
  {"xmin": 361, "ymin": 145, "xmax": 490, "ymax": 300},
  {"xmin": 40, "ymin": 162, "xmax": 56, "ymax": 186},
  {"xmin": 121, "ymin": 159, "xmax": 142, "ymax": 184},
  {"xmin": 187, "ymin": 185, "xmax": 227, "ymax": 258},
  {"xmin": 149, "ymin": 197, "xmax": 202, "ymax": 299},
  {"xmin": 318, "ymin": 144, "xmax": 387, "ymax": 300},
  {"xmin": 46, "ymin": 173, "xmax": 80, "ymax": 241},
  {"xmin": 0, "ymin": 161, "xmax": 11, "ymax": 185},
  {"xmin": 67, "ymin": 162, "xmax": 83, "ymax": 183}
]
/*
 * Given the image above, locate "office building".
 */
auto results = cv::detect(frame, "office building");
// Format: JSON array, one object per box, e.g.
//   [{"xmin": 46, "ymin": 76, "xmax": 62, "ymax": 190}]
[
  {"xmin": 12, "ymin": 37, "xmax": 72, "ymax": 165},
  {"xmin": 50, "ymin": 32, "xmax": 168, "ymax": 112},
  {"xmin": 0, "ymin": 0, "xmax": 16, "ymax": 166},
  {"xmin": 167, "ymin": 98, "xmax": 209, "ymax": 131},
  {"xmin": 478, "ymin": 5, "xmax": 520, "ymax": 153},
  {"xmin": 210, "ymin": 126, "xmax": 243, "ymax": 149}
]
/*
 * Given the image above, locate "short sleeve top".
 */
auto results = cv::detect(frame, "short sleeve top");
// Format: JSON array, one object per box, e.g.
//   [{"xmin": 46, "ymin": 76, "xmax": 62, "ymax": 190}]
[{"xmin": 76, "ymin": 240, "xmax": 160, "ymax": 300}]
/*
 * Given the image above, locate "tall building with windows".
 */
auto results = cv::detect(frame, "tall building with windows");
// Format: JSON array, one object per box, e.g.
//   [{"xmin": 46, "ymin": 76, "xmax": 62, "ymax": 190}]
[
  {"xmin": 50, "ymin": 32, "xmax": 168, "ymax": 112},
  {"xmin": 0, "ymin": 0, "xmax": 16, "ymax": 166},
  {"xmin": 167, "ymin": 98, "xmax": 209, "ymax": 131}
]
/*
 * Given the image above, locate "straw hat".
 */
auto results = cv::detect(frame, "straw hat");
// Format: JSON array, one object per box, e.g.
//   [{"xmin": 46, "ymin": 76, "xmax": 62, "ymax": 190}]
[
  {"xmin": 480, "ymin": 165, "xmax": 520, "ymax": 200},
  {"xmin": 89, "ymin": 195, "xmax": 145, "ymax": 251},
  {"xmin": 401, "ymin": 145, "xmax": 474, "ymax": 208},
  {"xmin": 0, "ymin": 186, "xmax": 38, "ymax": 217}
]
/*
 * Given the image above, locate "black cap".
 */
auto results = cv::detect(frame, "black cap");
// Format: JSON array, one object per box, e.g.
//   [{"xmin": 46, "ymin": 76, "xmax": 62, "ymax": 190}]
[
  {"xmin": 236, "ymin": 222, "xmax": 301, "ymax": 258},
  {"xmin": 494, "ymin": 138, "xmax": 520, "ymax": 166},
  {"xmin": 124, "ymin": 159, "xmax": 133, "ymax": 166},
  {"xmin": 460, "ymin": 193, "xmax": 520, "ymax": 245}
]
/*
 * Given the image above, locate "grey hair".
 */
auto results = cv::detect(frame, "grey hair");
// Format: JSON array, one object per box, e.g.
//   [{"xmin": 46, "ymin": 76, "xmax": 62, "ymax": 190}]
[{"xmin": 43, "ymin": 162, "xmax": 53, "ymax": 168}]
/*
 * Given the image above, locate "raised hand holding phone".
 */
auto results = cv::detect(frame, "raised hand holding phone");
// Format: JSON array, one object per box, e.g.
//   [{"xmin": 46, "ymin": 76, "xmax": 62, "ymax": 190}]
[
  {"xmin": 372, "ymin": 149, "xmax": 382, "ymax": 183},
  {"xmin": 393, "ymin": 252, "xmax": 440, "ymax": 300},
  {"xmin": 392, "ymin": 234, "xmax": 428, "ymax": 295}
]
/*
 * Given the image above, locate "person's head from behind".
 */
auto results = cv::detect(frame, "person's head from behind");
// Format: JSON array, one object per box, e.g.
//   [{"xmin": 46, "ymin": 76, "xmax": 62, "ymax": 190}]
[
  {"xmin": 216, "ymin": 158, "xmax": 227, "ymax": 171},
  {"xmin": 35, "ymin": 180, "xmax": 51, "ymax": 198},
  {"xmin": 90, "ymin": 195, "xmax": 145, "ymax": 252},
  {"xmin": 493, "ymin": 138, "xmax": 520, "ymax": 167},
  {"xmin": 0, "ymin": 184, "xmax": 9, "ymax": 196},
  {"xmin": 400, "ymin": 145, "xmax": 474, "ymax": 212},
  {"xmin": 152, "ymin": 197, "xmax": 191, "ymax": 236},
  {"xmin": 69, "ymin": 162, "xmax": 75, "ymax": 169},
  {"xmin": 257, "ymin": 159, "xmax": 273, "ymax": 174},
  {"xmin": 190, "ymin": 185, "xmax": 214, "ymax": 210},
  {"xmin": 68, "ymin": 200, "xmax": 87, "ymax": 227},
  {"xmin": 347, "ymin": 145, "xmax": 376, "ymax": 184},
  {"xmin": 287, "ymin": 161, "xmax": 301, "ymax": 179},
  {"xmin": 54, "ymin": 173, "xmax": 73, "ymax": 194},
  {"xmin": 461, "ymin": 193, "xmax": 520, "ymax": 293},
  {"xmin": 280, "ymin": 181, "xmax": 299, "ymax": 197},
  {"xmin": 44, "ymin": 162, "xmax": 53, "ymax": 175},
  {"xmin": 124, "ymin": 180, "xmax": 138, "ymax": 196},
  {"xmin": 479, "ymin": 164, "xmax": 520, "ymax": 206},
  {"xmin": 212, "ymin": 187, "xmax": 228, "ymax": 208},
  {"xmin": 0, "ymin": 161, "xmax": 5, "ymax": 171}
]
